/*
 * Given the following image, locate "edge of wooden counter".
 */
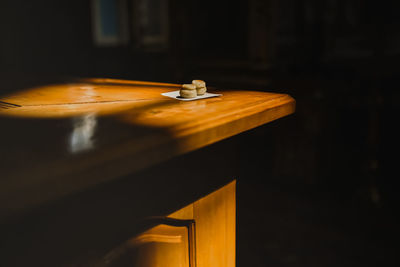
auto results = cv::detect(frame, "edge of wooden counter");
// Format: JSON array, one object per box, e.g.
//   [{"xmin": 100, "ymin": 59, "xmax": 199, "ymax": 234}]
[{"xmin": 0, "ymin": 91, "xmax": 295, "ymax": 221}]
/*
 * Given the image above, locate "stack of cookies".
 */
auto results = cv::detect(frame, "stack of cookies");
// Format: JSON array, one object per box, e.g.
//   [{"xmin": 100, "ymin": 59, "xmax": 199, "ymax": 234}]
[
  {"xmin": 180, "ymin": 80, "xmax": 207, "ymax": 98},
  {"xmin": 192, "ymin": 80, "xmax": 207, "ymax": 96},
  {"xmin": 179, "ymin": 84, "xmax": 197, "ymax": 98}
]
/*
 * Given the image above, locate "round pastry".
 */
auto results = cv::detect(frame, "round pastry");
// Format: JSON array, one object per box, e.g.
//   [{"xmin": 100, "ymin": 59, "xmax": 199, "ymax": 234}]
[
  {"xmin": 182, "ymin": 84, "xmax": 196, "ymax": 90},
  {"xmin": 180, "ymin": 89, "xmax": 197, "ymax": 98},
  {"xmin": 192, "ymin": 80, "xmax": 206, "ymax": 88},
  {"xmin": 196, "ymin": 87, "xmax": 207, "ymax": 96}
]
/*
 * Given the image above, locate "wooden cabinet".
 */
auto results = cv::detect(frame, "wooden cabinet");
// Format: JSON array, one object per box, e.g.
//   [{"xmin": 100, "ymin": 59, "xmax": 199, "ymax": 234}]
[{"xmin": 102, "ymin": 181, "xmax": 236, "ymax": 267}]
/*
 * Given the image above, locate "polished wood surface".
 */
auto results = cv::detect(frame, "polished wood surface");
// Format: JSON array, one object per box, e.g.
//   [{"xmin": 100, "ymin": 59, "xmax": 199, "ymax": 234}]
[{"xmin": 0, "ymin": 78, "xmax": 295, "ymax": 220}]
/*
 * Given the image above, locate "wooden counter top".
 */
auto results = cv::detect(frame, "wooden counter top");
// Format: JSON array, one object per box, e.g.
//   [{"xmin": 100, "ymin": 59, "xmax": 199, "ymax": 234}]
[{"xmin": 0, "ymin": 78, "xmax": 295, "ymax": 220}]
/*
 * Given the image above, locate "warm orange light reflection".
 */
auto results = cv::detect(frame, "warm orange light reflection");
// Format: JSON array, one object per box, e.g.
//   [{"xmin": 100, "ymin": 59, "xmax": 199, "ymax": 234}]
[
  {"xmin": 83, "ymin": 78, "xmax": 181, "ymax": 88},
  {"xmin": 0, "ymin": 82, "xmax": 174, "ymax": 118},
  {"xmin": 111, "ymin": 180, "xmax": 236, "ymax": 267}
]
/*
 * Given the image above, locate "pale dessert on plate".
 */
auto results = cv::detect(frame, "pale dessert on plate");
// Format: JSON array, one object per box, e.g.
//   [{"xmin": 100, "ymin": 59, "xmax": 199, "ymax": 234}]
[
  {"xmin": 180, "ymin": 84, "xmax": 197, "ymax": 98},
  {"xmin": 192, "ymin": 79, "xmax": 207, "ymax": 95}
]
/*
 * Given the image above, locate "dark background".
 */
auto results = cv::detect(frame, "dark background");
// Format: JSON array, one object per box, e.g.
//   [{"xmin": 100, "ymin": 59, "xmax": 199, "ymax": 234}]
[{"xmin": 1, "ymin": 0, "xmax": 399, "ymax": 266}]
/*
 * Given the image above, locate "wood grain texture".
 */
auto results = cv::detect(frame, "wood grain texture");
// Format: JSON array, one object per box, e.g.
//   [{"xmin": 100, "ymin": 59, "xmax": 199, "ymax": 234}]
[
  {"xmin": 193, "ymin": 180, "xmax": 236, "ymax": 267},
  {"xmin": 153, "ymin": 180, "xmax": 236, "ymax": 267},
  {"xmin": 0, "ymin": 78, "xmax": 294, "ymax": 220}
]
